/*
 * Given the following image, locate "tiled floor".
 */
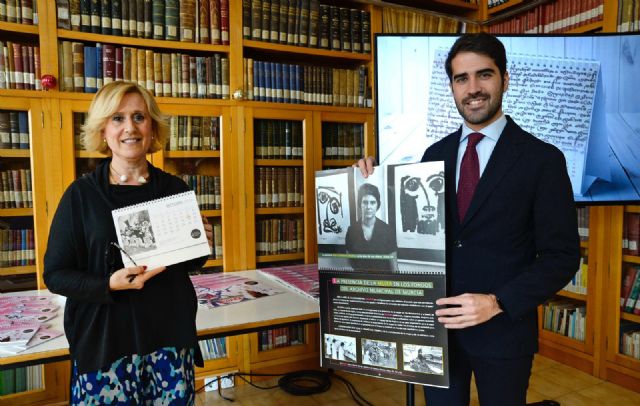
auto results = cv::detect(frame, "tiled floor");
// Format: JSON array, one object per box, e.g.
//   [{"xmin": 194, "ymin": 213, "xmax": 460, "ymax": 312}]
[{"xmin": 195, "ymin": 355, "xmax": 640, "ymax": 405}]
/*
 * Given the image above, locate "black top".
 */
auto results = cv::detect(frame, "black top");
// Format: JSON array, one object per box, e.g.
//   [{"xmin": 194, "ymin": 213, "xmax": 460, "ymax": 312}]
[
  {"xmin": 345, "ymin": 218, "xmax": 397, "ymax": 271},
  {"xmin": 43, "ymin": 159, "xmax": 207, "ymax": 373}
]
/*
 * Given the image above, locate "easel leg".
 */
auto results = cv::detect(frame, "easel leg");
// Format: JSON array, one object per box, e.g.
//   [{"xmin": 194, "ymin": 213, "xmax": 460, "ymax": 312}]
[{"xmin": 406, "ymin": 382, "xmax": 415, "ymax": 406}]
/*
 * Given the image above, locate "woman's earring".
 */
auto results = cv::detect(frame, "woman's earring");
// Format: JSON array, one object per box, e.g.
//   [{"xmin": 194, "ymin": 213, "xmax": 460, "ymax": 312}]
[{"xmin": 102, "ymin": 138, "xmax": 106, "ymax": 143}]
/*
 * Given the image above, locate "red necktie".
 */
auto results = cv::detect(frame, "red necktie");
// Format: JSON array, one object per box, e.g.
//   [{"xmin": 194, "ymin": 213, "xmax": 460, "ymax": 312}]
[{"xmin": 457, "ymin": 132, "xmax": 484, "ymax": 222}]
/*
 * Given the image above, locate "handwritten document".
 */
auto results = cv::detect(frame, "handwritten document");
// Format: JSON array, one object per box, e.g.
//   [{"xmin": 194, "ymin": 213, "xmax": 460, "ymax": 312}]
[{"xmin": 426, "ymin": 49, "xmax": 600, "ymax": 195}]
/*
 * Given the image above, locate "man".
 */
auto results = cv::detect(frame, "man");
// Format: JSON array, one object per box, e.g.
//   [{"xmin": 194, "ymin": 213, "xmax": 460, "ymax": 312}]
[{"xmin": 358, "ymin": 33, "xmax": 579, "ymax": 405}]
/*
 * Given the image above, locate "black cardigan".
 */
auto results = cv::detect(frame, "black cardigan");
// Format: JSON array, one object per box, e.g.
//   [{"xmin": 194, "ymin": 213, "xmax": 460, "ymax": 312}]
[{"xmin": 44, "ymin": 159, "xmax": 206, "ymax": 374}]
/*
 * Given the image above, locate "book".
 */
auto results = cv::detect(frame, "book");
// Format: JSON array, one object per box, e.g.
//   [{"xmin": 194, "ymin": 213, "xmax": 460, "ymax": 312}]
[{"xmin": 111, "ymin": 190, "xmax": 210, "ymax": 269}]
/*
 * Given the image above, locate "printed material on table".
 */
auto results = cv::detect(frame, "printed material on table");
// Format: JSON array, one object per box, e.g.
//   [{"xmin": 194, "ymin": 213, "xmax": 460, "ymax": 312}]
[
  {"xmin": 111, "ymin": 191, "xmax": 210, "ymax": 269},
  {"xmin": 315, "ymin": 162, "xmax": 449, "ymax": 388},
  {"xmin": 190, "ymin": 273, "xmax": 283, "ymax": 308},
  {"xmin": 0, "ymin": 295, "xmax": 64, "ymax": 354},
  {"xmin": 258, "ymin": 264, "xmax": 319, "ymax": 302}
]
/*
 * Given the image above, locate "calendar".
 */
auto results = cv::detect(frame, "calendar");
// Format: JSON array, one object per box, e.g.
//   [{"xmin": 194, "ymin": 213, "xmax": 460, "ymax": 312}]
[{"xmin": 111, "ymin": 191, "xmax": 211, "ymax": 269}]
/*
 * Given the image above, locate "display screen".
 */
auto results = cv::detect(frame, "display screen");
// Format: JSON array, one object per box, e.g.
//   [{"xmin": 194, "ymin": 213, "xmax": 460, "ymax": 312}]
[{"xmin": 375, "ymin": 33, "xmax": 640, "ymax": 204}]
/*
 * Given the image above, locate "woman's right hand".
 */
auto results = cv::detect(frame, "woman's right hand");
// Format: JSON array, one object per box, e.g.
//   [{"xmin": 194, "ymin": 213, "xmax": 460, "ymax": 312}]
[
  {"xmin": 109, "ymin": 265, "xmax": 166, "ymax": 291},
  {"xmin": 354, "ymin": 156, "xmax": 376, "ymax": 178}
]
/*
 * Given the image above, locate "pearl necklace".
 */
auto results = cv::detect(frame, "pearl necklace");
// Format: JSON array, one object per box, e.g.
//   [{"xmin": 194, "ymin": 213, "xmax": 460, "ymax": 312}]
[{"xmin": 110, "ymin": 164, "xmax": 148, "ymax": 185}]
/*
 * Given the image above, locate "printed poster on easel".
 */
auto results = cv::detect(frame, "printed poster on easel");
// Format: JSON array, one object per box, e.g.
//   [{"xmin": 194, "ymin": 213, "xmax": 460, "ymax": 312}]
[{"xmin": 315, "ymin": 161, "xmax": 449, "ymax": 388}]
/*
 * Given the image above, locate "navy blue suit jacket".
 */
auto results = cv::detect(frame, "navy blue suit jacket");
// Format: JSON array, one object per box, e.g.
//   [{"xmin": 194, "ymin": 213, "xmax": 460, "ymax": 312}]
[{"xmin": 421, "ymin": 116, "xmax": 580, "ymax": 358}]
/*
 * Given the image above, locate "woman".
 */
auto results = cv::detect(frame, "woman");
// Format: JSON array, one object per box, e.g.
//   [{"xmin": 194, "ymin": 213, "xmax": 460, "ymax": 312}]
[
  {"xmin": 345, "ymin": 183, "xmax": 397, "ymax": 271},
  {"xmin": 43, "ymin": 82, "xmax": 213, "ymax": 404}
]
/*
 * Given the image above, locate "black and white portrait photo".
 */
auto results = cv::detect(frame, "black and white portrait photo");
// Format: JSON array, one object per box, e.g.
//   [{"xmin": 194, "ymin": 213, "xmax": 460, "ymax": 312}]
[
  {"xmin": 361, "ymin": 338, "xmax": 398, "ymax": 369},
  {"xmin": 116, "ymin": 210, "xmax": 157, "ymax": 255},
  {"xmin": 402, "ymin": 344, "xmax": 444, "ymax": 375}
]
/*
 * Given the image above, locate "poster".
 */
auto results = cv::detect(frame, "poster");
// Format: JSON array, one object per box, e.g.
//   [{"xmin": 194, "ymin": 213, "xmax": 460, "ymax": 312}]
[{"xmin": 316, "ymin": 162, "xmax": 448, "ymax": 388}]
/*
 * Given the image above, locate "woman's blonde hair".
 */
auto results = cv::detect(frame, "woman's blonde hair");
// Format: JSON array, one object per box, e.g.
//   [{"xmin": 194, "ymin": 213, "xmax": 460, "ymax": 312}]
[{"xmin": 81, "ymin": 81, "xmax": 168, "ymax": 154}]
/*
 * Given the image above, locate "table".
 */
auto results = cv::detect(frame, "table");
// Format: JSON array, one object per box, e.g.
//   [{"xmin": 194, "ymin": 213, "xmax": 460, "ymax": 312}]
[{"xmin": 0, "ymin": 270, "xmax": 320, "ymax": 370}]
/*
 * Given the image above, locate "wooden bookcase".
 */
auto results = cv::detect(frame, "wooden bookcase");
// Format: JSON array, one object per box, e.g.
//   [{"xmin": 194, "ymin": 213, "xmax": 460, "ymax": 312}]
[{"xmin": 604, "ymin": 205, "xmax": 640, "ymax": 392}]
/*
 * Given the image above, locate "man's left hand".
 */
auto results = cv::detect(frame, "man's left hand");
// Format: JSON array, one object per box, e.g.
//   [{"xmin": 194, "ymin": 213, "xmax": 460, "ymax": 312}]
[{"xmin": 435, "ymin": 293, "xmax": 503, "ymax": 329}]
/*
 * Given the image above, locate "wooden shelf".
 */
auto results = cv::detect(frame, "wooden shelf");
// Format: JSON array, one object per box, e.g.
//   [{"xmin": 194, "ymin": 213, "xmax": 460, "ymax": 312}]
[
  {"xmin": 75, "ymin": 150, "xmax": 108, "ymax": 159},
  {"xmin": 254, "ymin": 159, "xmax": 303, "ymax": 167},
  {"xmin": 381, "ymin": 0, "xmax": 478, "ymax": 15},
  {"xmin": 57, "ymin": 29, "xmax": 231, "ymax": 53},
  {"xmin": 623, "ymin": 255, "xmax": 640, "ymax": 265},
  {"xmin": 539, "ymin": 328, "xmax": 587, "ymax": 351},
  {"xmin": 0, "ymin": 208, "xmax": 33, "ymax": 216},
  {"xmin": 557, "ymin": 290, "xmax": 587, "ymax": 301},
  {"xmin": 201, "ymin": 209, "xmax": 222, "ymax": 217},
  {"xmin": 255, "ymin": 207, "xmax": 304, "ymax": 215},
  {"xmin": 0, "ymin": 21, "xmax": 39, "ymax": 35},
  {"xmin": 0, "ymin": 149, "xmax": 30, "ymax": 158},
  {"xmin": 256, "ymin": 253, "xmax": 305, "ymax": 263},
  {"xmin": 621, "ymin": 312, "xmax": 640, "ymax": 324},
  {"xmin": 323, "ymin": 159, "xmax": 354, "ymax": 167},
  {"xmin": 627, "ymin": 206, "xmax": 640, "ymax": 213},
  {"xmin": 204, "ymin": 259, "xmax": 223, "ymax": 268},
  {"xmin": 164, "ymin": 151, "xmax": 221, "ymax": 159},
  {"xmin": 0, "ymin": 265, "xmax": 36, "ymax": 277},
  {"xmin": 243, "ymin": 39, "xmax": 371, "ymax": 62}
]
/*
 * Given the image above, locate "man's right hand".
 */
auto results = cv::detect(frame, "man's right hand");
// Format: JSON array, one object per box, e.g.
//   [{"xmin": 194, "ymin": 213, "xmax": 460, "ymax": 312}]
[{"xmin": 354, "ymin": 156, "xmax": 376, "ymax": 178}]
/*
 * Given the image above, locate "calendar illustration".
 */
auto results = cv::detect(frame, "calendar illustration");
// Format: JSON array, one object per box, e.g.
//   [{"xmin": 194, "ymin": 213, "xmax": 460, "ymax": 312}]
[{"xmin": 111, "ymin": 191, "xmax": 211, "ymax": 269}]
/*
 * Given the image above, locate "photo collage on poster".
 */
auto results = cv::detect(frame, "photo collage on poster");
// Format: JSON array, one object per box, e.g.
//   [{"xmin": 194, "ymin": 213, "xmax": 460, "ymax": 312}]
[{"xmin": 315, "ymin": 162, "xmax": 449, "ymax": 388}]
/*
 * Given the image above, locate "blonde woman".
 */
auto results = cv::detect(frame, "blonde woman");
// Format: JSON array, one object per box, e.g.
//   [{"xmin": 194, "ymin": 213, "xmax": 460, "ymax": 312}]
[{"xmin": 44, "ymin": 82, "xmax": 212, "ymax": 404}]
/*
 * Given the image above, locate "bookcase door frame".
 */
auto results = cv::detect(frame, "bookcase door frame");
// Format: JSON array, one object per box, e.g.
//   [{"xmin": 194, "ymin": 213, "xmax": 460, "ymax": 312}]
[{"xmin": 242, "ymin": 106, "xmax": 315, "ymax": 270}]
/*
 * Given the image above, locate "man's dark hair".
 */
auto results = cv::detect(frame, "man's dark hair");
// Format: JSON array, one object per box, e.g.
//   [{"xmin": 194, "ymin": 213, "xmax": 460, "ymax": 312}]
[
  {"xmin": 444, "ymin": 32, "xmax": 507, "ymax": 82},
  {"xmin": 357, "ymin": 183, "xmax": 381, "ymax": 209}
]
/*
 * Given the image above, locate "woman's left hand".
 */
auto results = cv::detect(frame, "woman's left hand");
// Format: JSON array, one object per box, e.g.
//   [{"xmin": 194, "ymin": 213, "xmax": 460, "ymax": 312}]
[{"xmin": 202, "ymin": 216, "xmax": 214, "ymax": 249}]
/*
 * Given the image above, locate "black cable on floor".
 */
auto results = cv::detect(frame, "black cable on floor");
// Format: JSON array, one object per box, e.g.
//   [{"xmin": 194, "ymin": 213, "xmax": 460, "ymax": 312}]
[{"xmin": 195, "ymin": 369, "xmax": 373, "ymax": 406}]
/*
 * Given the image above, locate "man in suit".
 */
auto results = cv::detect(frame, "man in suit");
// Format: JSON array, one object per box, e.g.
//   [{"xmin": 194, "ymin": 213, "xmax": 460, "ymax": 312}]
[{"xmin": 358, "ymin": 33, "xmax": 579, "ymax": 405}]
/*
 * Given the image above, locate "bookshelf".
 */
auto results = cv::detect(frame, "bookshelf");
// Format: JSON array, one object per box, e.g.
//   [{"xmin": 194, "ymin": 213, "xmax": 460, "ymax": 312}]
[{"xmin": 605, "ymin": 205, "xmax": 640, "ymax": 391}]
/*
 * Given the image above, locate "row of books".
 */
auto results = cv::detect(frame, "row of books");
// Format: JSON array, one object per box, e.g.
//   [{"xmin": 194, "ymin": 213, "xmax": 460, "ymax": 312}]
[
  {"xmin": 618, "ymin": 0, "xmax": 640, "ymax": 32},
  {"xmin": 59, "ymin": 41, "xmax": 230, "ymax": 99},
  {"xmin": 168, "ymin": 116, "xmax": 221, "ymax": 151},
  {"xmin": 0, "ymin": 365, "xmax": 42, "ymax": 396},
  {"xmin": 207, "ymin": 218, "xmax": 222, "ymax": 260},
  {"xmin": 487, "ymin": 0, "xmax": 510, "ymax": 8},
  {"xmin": 623, "ymin": 212, "xmax": 639, "ymax": 256},
  {"xmin": 254, "ymin": 119, "xmax": 303, "ymax": 160},
  {"xmin": 56, "ymin": 0, "xmax": 230, "ymax": 44},
  {"xmin": 0, "ymin": 110, "xmax": 30, "ymax": 150},
  {"xmin": 256, "ymin": 217, "xmax": 304, "ymax": 256},
  {"xmin": 0, "ymin": 42, "xmax": 42, "ymax": 91},
  {"xmin": 322, "ymin": 122, "xmax": 364, "ymax": 161},
  {"xmin": 243, "ymin": 1, "xmax": 371, "ymax": 54},
  {"xmin": 621, "ymin": 264, "xmax": 640, "ymax": 315},
  {"xmin": 0, "ymin": 229, "xmax": 35, "ymax": 267},
  {"xmin": 381, "ymin": 8, "xmax": 462, "ymax": 34},
  {"xmin": 198, "ymin": 337, "xmax": 227, "ymax": 360},
  {"xmin": 563, "ymin": 255, "xmax": 588, "ymax": 295},
  {"xmin": 0, "ymin": 169, "xmax": 33, "ymax": 209},
  {"xmin": 577, "ymin": 207, "xmax": 590, "ymax": 242},
  {"xmin": 0, "ymin": 0, "xmax": 37, "ymax": 25},
  {"xmin": 255, "ymin": 166, "xmax": 303, "ymax": 208},
  {"xmin": 258, "ymin": 323, "xmax": 306, "ymax": 351},
  {"xmin": 245, "ymin": 59, "xmax": 370, "ymax": 108},
  {"xmin": 620, "ymin": 320, "xmax": 640, "ymax": 360},
  {"xmin": 542, "ymin": 298, "xmax": 586, "ymax": 342},
  {"xmin": 488, "ymin": 0, "xmax": 604, "ymax": 34},
  {"xmin": 177, "ymin": 174, "xmax": 221, "ymax": 211}
]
